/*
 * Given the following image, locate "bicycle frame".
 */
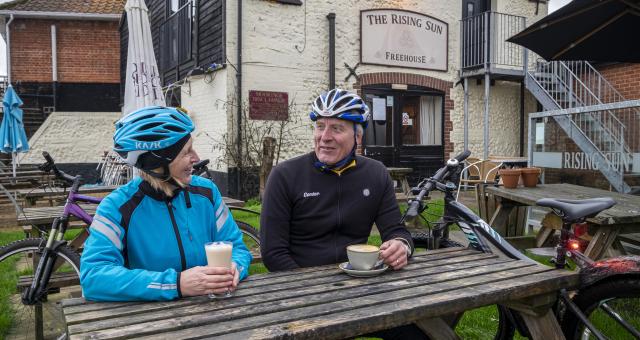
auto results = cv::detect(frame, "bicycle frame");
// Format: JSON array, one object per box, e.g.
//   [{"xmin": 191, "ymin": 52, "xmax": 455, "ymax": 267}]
[{"xmin": 24, "ymin": 153, "xmax": 103, "ymax": 305}]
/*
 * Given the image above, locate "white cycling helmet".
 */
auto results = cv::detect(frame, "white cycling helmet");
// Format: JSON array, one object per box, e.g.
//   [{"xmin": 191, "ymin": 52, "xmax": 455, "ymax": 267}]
[{"xmin": 309, "ymin": 89, "xmax": 370, "ymax": 128}]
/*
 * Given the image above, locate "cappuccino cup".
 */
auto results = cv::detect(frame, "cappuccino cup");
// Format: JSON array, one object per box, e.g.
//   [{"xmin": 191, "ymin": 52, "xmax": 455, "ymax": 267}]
[{"xmin": 346, "ymin": 244, "xmax": 380, "ymax": 270}]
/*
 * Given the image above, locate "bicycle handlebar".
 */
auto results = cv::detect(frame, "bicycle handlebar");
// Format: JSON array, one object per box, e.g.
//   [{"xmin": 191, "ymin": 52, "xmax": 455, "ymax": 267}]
[
  {"xmin": 192, "ymin": 159, "xmax": 210, "ymax": 177},
  {"xmin": 405, "ymin": 150, "xmax": 470, "ymax": 219},
  {"xmin": 40, "ymin": 151, "xmax": 80, "ymax": 187}
]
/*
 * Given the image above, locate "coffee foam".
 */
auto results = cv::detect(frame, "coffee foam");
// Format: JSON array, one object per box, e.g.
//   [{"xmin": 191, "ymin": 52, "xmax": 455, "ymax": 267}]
[{"xmin": 347, "ymin": 244, "xmax": 379, "ymax": 252}]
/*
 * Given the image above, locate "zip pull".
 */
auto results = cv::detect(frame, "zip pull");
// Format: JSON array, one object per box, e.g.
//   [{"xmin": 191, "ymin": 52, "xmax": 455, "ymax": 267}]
[{"xmin": 188, "ymin": 228, "xmax": 193, "ymax": 241}]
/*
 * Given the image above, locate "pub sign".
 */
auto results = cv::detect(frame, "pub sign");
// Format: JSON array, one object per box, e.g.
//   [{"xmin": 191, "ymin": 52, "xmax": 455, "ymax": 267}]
[{"xmin": 249, "ymin": 90, "xmax": 289, "ymax": 120}]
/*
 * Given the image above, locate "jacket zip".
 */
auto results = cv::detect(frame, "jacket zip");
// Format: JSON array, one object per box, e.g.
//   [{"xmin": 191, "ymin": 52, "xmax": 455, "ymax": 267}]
[
  {"xmin": 166, "ymin": 201, "xmax": 187, "ymax": 271},
  {"xmin": 335, "ymin": 175, "xmax": 342, "ymax": 263}
]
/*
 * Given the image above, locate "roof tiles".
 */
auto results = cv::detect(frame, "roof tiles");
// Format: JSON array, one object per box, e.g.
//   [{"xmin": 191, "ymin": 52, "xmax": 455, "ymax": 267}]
[{"xmin": 0, "ymin": 0, "xmax": 126, "ymax": 15}]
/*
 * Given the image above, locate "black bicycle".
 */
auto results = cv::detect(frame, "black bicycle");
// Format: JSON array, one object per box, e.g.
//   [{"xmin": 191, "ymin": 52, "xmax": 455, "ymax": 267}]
[
  {"xmin": 191, "ymin": 159, "xmax": 261, "ymax": 261},
  {"xmin": 405, "ymin": 150, "xmax": 640, "ymax": 339}
]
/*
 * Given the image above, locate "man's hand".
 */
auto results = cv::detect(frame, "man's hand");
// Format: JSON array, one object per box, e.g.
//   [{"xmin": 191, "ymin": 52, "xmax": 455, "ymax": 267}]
[
  {"xmin": 379, "ymin": 239, "xmax": 408, "ymax": 270},
  {"xmin": 179, "ymin": 266, "xmax": 234, "ymax": 297}
]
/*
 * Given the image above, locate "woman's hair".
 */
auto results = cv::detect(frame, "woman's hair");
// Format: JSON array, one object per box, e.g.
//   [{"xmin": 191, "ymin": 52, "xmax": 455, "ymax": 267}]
[{"xmin": 139, "ymin": 168, "xmax": 188, "ymax": 197}]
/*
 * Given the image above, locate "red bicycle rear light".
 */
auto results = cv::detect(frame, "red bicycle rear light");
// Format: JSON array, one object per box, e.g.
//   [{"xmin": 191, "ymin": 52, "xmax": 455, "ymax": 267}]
[{"xmin": 568, "ymin": 239, "xmax": 581, "ymax": 251}]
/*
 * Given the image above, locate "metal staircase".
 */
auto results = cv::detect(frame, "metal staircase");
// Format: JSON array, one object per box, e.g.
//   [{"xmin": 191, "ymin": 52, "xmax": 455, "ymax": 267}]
[{"xmin": 525, "ymin": 60, "xmax": 636, "ymax": 193}]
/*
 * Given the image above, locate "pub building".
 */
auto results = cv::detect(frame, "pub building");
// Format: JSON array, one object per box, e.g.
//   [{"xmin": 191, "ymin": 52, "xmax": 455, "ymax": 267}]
[{"xmin": 118, "ymin": 0, "xmax": 638, "ymax": 197}]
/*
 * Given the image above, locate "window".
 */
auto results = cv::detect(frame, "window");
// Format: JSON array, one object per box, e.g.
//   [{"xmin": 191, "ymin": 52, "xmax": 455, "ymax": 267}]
[{"xmin": 161, "ymin": 0, "xmax": 193, "ymax": 70}]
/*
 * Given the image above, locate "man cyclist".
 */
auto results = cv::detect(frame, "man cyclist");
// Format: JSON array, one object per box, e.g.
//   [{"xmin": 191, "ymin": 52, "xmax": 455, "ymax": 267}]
[
  {"xmin": 80, "ymin": 106, "xmax": 252, "ymax": 301},
  {"xmin": 260, "ymin": 89, "xmax": 426, "ymax": 339}
]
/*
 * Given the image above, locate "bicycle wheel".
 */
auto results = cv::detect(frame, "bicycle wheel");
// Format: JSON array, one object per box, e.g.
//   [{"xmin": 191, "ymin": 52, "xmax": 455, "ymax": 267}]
[
  {"xmin": 0, "ymin": 238, "xmax": 81, "ymax": 340},
  {"xmin": 237, "ymin": 221, "xmax": 261, "ymax": 259},
  {"xmin": 562, "ymin": 277, "xmax": 640, "ymax": 340}
]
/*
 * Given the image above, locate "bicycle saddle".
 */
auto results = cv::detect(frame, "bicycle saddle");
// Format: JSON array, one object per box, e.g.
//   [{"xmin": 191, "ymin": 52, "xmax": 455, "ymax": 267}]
[{"xmin": 535, "ymin": 197, "xmax": 616, "ymax": 221}]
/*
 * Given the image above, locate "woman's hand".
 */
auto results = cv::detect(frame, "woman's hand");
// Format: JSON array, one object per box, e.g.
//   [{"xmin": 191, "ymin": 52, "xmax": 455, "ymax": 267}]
[
  {"xmin": 179, "ymin": 266, "xmax": 234, "ymax": 297},
  {"xmin": 229, "ymin": 262, "xmax": 242, "ymax": 292}
]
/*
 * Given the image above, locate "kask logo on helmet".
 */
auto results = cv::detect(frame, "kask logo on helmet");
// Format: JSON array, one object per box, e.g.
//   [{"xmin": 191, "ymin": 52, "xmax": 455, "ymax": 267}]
[{"xmin": 135, "ymin": 141, "xmax": 164, "ymax": 150}]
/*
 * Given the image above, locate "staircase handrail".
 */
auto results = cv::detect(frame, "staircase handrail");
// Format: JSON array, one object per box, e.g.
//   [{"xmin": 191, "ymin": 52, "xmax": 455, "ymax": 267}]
[{"xmin": 555, "ymin": 61, "xmax": 625, "ymax": 128}]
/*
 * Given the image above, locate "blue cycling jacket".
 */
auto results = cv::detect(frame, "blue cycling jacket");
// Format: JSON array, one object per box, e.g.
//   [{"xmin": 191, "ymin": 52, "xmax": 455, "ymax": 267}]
[{"xmin": 80, "ymin": 176, "xmax": 252, "ymax": 301}]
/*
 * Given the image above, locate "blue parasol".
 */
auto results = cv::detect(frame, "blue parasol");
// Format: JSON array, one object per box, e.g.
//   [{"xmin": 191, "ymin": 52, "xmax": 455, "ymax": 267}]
[{"xmin": 0, "ymin": 85, "xmax": 29, "ymax": 177}]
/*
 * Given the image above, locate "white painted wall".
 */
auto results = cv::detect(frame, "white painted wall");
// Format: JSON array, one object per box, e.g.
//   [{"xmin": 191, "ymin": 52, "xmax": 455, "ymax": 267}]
[
  {"xmin": 180, "ymin": 70, "xmax": 229, "ymax": 172},
  {"xmin": 198, "ymin": 0, "xmax": 548, "ymax": 165},
  {"xmin": 19, "ymin": 111, "xmax": 120, "ymax": 164}
]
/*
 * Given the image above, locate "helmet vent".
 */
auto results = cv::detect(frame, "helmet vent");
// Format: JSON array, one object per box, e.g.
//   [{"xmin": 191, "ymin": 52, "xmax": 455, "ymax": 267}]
[
  {"xmin": 164, "ymin": 125, "xmax": 186, "ymax": 132},
  {"xmin": 137, "ymin": 134, "xmax": 164, "ymax": 142},
  {"xmin": 140, "ymin": 122, "xmax": 162, "ymax": 131}
]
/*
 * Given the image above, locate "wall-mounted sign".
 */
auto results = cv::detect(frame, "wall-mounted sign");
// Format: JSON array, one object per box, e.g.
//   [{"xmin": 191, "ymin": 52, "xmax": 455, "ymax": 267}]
[
  {"xmin": 361, "ymin": 9, "xmax": 448, "ymax": 71},
  {"xmin": 249, "ymin": 90, "xmax": 289, "ymax": 120}
]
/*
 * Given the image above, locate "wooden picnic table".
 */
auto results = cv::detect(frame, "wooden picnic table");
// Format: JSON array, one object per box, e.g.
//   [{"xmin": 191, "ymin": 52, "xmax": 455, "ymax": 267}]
[
  {"xmin": 485, "ymin": 183, "xmax": 640, "ymax": 259},
  {"xmin": 61, "ymin": 247, "xmax": 578, "ymax": 339},
  {"xmin": 387, "ymin": 167, "xmax": 412, "ymax": 197}
]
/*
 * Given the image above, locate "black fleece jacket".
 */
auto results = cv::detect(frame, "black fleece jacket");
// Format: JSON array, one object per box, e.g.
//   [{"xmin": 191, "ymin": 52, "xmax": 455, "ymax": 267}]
[{"xmin": 260, "ymin": 152, "xmax": 414, "ymax": 271}]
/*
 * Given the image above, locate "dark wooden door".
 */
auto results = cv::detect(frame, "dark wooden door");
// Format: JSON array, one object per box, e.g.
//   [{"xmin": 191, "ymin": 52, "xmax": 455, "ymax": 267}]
[{"xmin": 362, "ymin": 87, "xmax": 445, "ymax": 186}]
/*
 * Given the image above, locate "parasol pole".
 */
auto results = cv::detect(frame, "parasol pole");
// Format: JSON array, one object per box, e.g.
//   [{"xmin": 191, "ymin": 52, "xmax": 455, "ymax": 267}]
[{"xmin": 12, "ymin": 152, "xmax": 16, "ymax": 178}]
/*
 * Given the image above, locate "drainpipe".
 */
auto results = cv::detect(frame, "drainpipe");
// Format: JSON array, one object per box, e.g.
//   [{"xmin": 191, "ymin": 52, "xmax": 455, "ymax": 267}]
[
  {"xmin": 236, "ymin": 0, "xmax": 242, "ymax": 198},
  {"xmin": 51, "ymin": 24, "xmax": 58, "ymax": 110},
  {"xmin": 6, "ymin": 14, "xmax": 14, "ymax": 83},
  {"xmin": 327, "ymin": 13, "xmax": 335, "ymax": 89}
]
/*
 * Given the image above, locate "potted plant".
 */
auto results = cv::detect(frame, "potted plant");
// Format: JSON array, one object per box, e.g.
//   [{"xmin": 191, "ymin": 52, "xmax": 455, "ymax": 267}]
[
  {"xmin": 521, "ymin": 167, "xmax": 542, "ymax": 187},
  {"xmin": 498, "ymin": 168, "xmax": 521, "ymax": 189}
]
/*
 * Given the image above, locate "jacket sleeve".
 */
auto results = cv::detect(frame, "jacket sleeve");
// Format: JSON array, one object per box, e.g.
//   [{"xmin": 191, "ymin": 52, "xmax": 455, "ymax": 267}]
[
  {"xmin": 80, "ymin": 202, "xmax": 180, "ymax": 301},
  {"xmin": 260, "ymin": 166, "xmax": 301, "ymax": 271},
  {"xmin": 211, "ymin": 185, "xmax": 252, "ymax": 280},
  {"xmin": 374, "ymin": 168, "xmax": 415, "ymax": 257}
]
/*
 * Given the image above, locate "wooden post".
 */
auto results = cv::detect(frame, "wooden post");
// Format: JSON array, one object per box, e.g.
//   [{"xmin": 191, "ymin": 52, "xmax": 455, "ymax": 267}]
[{"xmin": 259, "ymin": 137, "xmax": 276, "ymax": 199}]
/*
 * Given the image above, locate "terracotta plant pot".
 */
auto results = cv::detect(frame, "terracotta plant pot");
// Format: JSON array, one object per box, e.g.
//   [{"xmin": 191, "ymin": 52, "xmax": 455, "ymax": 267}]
[
  {"xmin": 498, "ymin": 168, "xmax": 521, "ymax": 189},
  {"xmin": 521, "ymin": 167, "xmax": 542, "ymax": 187}
]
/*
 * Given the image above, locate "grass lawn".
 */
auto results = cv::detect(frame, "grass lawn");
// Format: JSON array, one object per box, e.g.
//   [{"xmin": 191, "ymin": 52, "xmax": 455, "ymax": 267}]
[{"xmin": 0, "ymin": 230, "xmax": 25, "ymax": 338}]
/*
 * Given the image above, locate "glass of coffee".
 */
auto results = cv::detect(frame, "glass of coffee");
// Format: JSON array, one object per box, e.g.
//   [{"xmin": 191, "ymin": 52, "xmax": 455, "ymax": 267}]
[{"xmin": 204, "ymin": 241, "xmax": 233, "ymax": 298}]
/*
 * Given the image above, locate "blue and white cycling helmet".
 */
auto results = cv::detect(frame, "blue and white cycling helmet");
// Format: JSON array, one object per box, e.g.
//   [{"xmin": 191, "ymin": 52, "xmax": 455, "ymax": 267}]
[
  {"xmin": 310, "ymin": 89, "xmax": 370, "ymax": 128},
  {"xmin": 113, "ymin": 106, "xmax": 195, "ymax": 174}
]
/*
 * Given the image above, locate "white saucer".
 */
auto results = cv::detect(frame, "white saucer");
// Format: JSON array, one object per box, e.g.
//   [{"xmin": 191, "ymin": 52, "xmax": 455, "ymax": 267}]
[{"xmin": 339, "ymin": 262, "xmax": 389, "ymax": 277}]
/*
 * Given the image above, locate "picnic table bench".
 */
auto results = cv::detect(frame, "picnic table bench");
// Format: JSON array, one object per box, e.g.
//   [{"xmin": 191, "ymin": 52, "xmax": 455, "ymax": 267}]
[
  {"xmin": 61, "ymin": 247, "xmax": 578, "ymax": 339},
  {"xmin": 483, "ymin": 183, "xmax": 640, "ymax": 259}
]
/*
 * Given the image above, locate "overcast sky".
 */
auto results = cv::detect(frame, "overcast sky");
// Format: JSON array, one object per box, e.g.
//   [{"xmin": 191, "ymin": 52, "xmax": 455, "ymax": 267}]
[{"xmin": 0, "ymin": 0, "xmax": 574, "ymax": 77}]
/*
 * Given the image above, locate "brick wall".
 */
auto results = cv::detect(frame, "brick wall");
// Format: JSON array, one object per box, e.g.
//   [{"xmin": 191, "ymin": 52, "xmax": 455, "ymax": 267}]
[
  {"xmin": 10, "ymin": 18, "xmax": 120, "ymax": 83},
  {"xmin": 597, "ymin": 63, "xmax": 640, "ymax": 100}
]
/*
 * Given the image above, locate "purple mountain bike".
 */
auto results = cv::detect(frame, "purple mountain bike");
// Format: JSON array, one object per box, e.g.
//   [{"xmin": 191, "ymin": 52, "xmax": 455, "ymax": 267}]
[{"xmin": 0, "ymin": 151, "xmax": 101, "ymax": 339}]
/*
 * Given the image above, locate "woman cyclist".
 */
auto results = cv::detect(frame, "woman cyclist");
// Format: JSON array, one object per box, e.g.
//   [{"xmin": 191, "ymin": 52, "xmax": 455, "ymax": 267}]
[{"xmin": 80, "ymin": 106, "xmax": 252, "ymax": 301}]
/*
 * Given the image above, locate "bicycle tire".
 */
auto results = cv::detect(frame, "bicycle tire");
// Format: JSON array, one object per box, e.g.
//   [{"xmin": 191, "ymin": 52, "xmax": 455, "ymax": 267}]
[
  {"xmin": 0, "ymin": 238, "xmax": 81, "ymax": 340},
  {"xmin": 236, "ymin": 221, "xmax": 261, "ymax": 259},
  {"xmin": 561, "ymin": 277, "xmax": 640, "ymax": 340}
]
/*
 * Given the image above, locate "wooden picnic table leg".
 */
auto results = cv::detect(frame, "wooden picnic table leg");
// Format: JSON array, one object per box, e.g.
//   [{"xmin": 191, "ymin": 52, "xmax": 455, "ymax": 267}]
[
  {"xmin": 415, "ymin": 317, "xmax": 460, "ymax": 340},
  {"xmin": 35, "ymin": 303, "xmax": 44, "ymax": 340},
  {"xmin": 505, "ymin": 293, "xmax": 566, "ymax": 340},
  {"xmin": 518, "ymin": 309, "xmax": 565, "ymax": 340},
  {"xmin": 489, "ymin": 200, "xmax": 516, "ymax": 236},
  {"xmin": 584, "ymin": 225, "xmax": 620, "ymax": 260},
  {"xmin": 68, "ymin": 228, "xmax": 90, "ymax": 253}
]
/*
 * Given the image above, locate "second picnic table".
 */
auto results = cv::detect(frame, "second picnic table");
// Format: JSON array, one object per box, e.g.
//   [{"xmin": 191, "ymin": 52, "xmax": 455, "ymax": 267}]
[
  {"xmin": 62, "ymin": 247, "xmax": 578, "ymax": 339},
  {"xmin": 484, "ymin": 183, "xmax": 640, "ymax": 259}
]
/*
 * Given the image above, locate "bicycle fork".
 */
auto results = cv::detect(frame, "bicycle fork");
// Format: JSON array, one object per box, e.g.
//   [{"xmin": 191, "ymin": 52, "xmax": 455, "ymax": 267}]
[{"xmin": 22, "ymin": 217, "xmax": 68, "ymax": 305}]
